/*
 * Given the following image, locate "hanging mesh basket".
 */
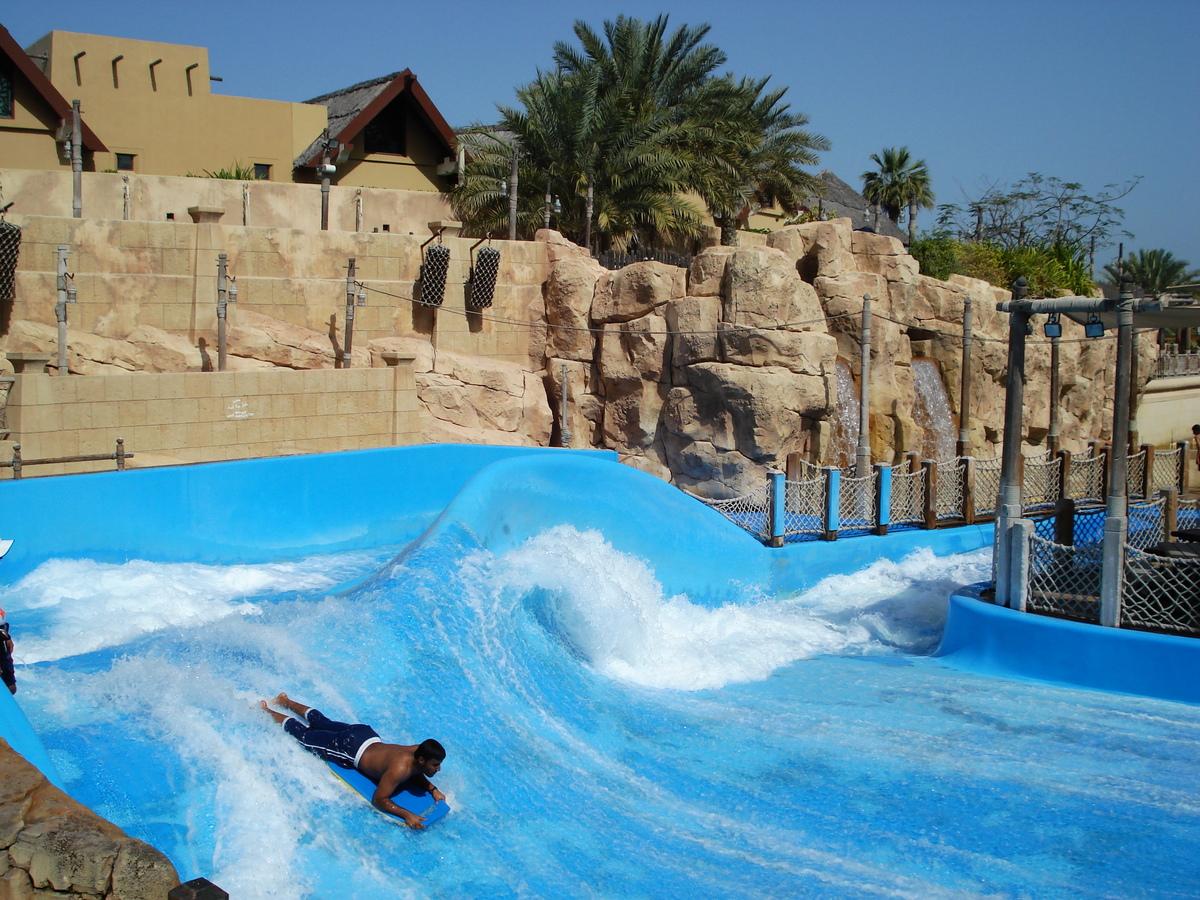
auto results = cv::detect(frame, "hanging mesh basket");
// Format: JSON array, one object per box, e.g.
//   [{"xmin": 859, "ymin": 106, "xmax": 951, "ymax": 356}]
[
  {"xmin": 468, "ymin": 246, "xmax": 500, "ymax": 309},
  {"xmin": 0, "ymin": 221, "xmax": 21, "ymax": 301},
  {"xmin": 419, "ymin": 244, "xmax": 451, "ymax": 307}
]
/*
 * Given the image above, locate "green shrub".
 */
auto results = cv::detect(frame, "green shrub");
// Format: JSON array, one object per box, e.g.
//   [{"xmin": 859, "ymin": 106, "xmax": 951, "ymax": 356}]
[
  {"xmin": 187, "ymin": 161, "xmax": 257, "ymax": 180},
  {"xmin": 910, "ymin": 234, "xmax": 1094, "ymax": 297}
]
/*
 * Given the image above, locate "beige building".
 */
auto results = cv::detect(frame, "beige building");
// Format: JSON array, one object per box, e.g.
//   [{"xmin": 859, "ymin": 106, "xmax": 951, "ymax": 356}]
[
  {"xmin": 0, "ymin": 24, "xmax": 107, "ymax": 171},
  {"xmin": 3, "ymin": 25, "xmax": 456, "ymax": 193}
]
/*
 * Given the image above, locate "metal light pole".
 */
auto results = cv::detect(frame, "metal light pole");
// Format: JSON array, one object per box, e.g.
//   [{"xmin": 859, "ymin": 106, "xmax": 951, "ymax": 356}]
[
  {"xmin": 507, "ymin": 145, "xmax": 519, "ymax": 242},
  {"xmin": 1048, "ymin": 324, "xmax": 1061, "ymax": 454},
  {"xmin": 343, "ymin": 257, "xmax": 360, "ymax": 368},
  {"xmin": 55, "ymin": 245, "xmax": 75, "ymax": 374},
  {"xmin": 995, "ymin": 278, "xmax": 1029, "ymax": 606},
  {"xmin": 319, "ymin": 136, "xmax": 339, "ymax": 231},
  {"xmin": 855, "ymin": 294, "xmax": 872, "ymax": 479},
  {"xmin": 956, "ymin": 295, "xmax": 974, "ymax": 457},
  {"xmin": 216, "ymin": 253, "xmax": 235, "ymax": 371},
  {"xmin": 1099, "ymin": 275, "xmax": 1136, "ymax": 627},
  {"xmin": 71, "ymin": 100, "xmax": 83, "ymax": 219},
  {"xmin": 559, "ymin": 361, "xmax": 572, "ymax": 448}
]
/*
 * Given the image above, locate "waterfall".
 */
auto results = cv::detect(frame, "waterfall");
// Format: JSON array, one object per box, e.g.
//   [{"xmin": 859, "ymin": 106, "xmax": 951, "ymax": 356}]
[
  {"xmin": 911, "ymin": 359, "xmax": 956, "ymax": 461},
  {"xmin": 828, "ymin": 361, "xmax": 860, "ymax": 469}
]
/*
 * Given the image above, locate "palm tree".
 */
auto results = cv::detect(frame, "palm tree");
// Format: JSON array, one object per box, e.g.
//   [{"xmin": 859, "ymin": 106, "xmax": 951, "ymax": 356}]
[
  {"xmin": 861, "ymin": 147, "xmax": 935, "ymax": 243},
  {"xmin": 1103, "ymin": 248, "xmax": 1199, "ymax": 296},
  {"xmin": 452, "ymin": 15, "xmax": 830, "ymax": 252},
  {"xmin": 691, "ymin": 75, "xmax": 830, "ymax": 245}
]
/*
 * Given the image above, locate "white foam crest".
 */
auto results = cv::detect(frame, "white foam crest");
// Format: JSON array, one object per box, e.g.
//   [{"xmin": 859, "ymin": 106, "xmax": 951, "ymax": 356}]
[
  {"xmin": 492, "ymin": 526, "xmax": 990, "ymax": 691},
  {"xmin": 2, "ymin": 555, "xmax": 372, "ymax": 663},
  {"xmin": 37, "ymin": 651, "xmax": 411, "ymax": 898}
]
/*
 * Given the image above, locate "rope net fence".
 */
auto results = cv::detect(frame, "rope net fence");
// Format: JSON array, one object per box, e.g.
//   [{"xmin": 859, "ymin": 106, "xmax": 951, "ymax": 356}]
[
  {"xmin": 1021, "ymin": 455, "xmax": 1061, "ymax": 512},
  {"xmin": 784, "ymin": 475, "xmax": 826, "ymax": 539},
  {"xmin": 1066, "ymin": 453, "xmax": 1105, "ymax": 506},
  {"xmin": 838, "ymin": 473, "xmax": 875, "ymax": 534},
  {"xmin": 1122, "ymin": 546, "xmax": 1200, "ymax": 637},
  {"xmin": 1128, "ymin": 498, "xmax": 1166, "ymax": 550},
  {"xmin": 935, "ymin": 460, "xmax": 965, "ymax": 521},
  {"xmin": 890, "ymin": 466, "xmax": 925, "ymax": 526},
  {"xmin": 973, "ymin": 457, "xmax": 1002, "ymax": 518},
  {"xmin": 1126, "ymin": 449, "xmax": 1147, "ymax": 500},
  {"xmin": 694, "ymin": 485, "xmax": 771, "ymax": 541},
  {"xmin": 1151, "ymin": 447, "xmax": 1182, "ymax": 495},
  {"xmin": 1179, "ymin": 498, "xmax": 1200, "ymax": 531},
  {"xmin": 1027, "ymin": 534, "xmax": 1102, "ymax": 624}
]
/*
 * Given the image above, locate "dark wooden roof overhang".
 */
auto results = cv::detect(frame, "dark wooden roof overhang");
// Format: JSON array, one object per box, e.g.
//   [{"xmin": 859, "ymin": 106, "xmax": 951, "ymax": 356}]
[{"xmin": 0, "ymin": 25, "xmax": 108, "ymax": 151}]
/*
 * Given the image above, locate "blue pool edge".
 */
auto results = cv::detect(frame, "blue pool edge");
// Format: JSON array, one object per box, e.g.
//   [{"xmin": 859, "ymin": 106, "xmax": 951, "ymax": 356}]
[{"xmin": 937, "ymin": 585, "xmax": 1200, "ymax": 705}]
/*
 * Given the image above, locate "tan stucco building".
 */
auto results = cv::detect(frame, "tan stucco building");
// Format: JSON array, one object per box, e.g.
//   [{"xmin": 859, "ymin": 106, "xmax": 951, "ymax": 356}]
[{"xmin": 2, "ymin": 25, "xmax": 456, "ymax": 193}]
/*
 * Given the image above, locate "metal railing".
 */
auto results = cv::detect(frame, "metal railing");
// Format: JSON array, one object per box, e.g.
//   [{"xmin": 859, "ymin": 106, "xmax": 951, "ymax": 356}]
[
  {"xmin": 1155, "ymin": 351, "xmax": 1200, "ymax": 378},
  {"xmin": 0, "ymin": 439, "xmax": 133, "ymax": 479},
  {"xmin": 596, "ymin": 248, "xmax": 693, "ymax": 271}
]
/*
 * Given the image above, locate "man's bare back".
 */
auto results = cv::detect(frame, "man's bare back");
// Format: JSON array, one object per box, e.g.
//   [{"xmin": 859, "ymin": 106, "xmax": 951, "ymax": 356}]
[{"xmin": 261, "ymin": 692, "xmax": 446, "ymax": 829}]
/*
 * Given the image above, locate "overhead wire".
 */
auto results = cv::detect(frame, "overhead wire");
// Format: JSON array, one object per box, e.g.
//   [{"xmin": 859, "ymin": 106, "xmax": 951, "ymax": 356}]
[{"xmin": 361, "ymin": 280, "xmax": 1158, "ymax": 347}]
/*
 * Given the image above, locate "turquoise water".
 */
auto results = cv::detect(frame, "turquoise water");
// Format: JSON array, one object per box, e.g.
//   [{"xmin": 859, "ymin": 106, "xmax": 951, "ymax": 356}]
[{"xmin": 6, "ymin": 518, "xmax": 1200, "ymax": 899}]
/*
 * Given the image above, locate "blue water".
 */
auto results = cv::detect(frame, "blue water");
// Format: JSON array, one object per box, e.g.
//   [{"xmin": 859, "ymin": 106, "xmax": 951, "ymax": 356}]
[{"xmin": 6, "ymin": 512, "xmax": 1200, "ymax": 899}]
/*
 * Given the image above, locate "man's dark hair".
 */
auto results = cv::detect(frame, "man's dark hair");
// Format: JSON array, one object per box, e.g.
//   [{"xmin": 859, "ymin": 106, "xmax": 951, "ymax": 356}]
[{"xmin": 416, "ymin": 738, "xmax": 446, "ymax": 762}]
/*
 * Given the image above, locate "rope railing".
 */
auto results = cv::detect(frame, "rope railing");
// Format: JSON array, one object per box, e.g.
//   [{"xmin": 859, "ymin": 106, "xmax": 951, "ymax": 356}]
[
  {"xmin": 691, "ymin": 484, "xmax": 772, "ymax": 541},
  {"xmin": 890, "ymin": 466, "xmax": 925, "ymax": 526},
  {"xmin": 1027, "ymin": 534, "xmax": 1102, "ymax": 624},
  {"xmin": 686, "ymin": 442, "xmax": 1188, "ymax": 562},
  {"xmin": 783, "ymin": 474, "xmax": 826, "ymax": 539},
  {"xmin": 1122, "ymin": 546, "xmax": 1200, "ymax": 637}
]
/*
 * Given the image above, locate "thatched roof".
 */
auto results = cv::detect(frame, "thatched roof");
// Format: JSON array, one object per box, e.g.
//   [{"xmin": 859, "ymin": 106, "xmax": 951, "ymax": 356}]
[
  {"xmin": 814, "ymin": 170, "xmax": 907, "ymax": 241},
  {"xmin": 294, "ymin": 69, "xmax": 455, "ymax": 169}
]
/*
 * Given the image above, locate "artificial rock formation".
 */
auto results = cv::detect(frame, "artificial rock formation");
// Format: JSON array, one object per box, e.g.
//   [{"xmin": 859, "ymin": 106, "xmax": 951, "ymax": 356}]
[
  {"xmin": 545, "ymin": 246, "xmax": 839, "ymax": 496},
  {"xmin": 0, "ymin": 219, "xmax": 1156, "ymax": 497},
  {"xmin": 542, "ymin": 220, "xmax": 1153, "ymax": 496},
  {"xmin": 0, "ymin": 740, "xmax": 179, "ymax": 900}
]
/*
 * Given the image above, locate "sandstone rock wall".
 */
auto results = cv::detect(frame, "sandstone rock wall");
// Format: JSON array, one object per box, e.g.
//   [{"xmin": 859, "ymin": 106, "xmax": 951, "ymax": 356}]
[
  {"xmin": 541, "ymin": 220, "xmax": 1155, "ymax": 496},
  {"xmin": 0, "ymin": 740, "xmax": 179, "ymax": 899},
  {"xmin": 1, "ymin": 214, "xmax": 1156, "ymax": 495}
]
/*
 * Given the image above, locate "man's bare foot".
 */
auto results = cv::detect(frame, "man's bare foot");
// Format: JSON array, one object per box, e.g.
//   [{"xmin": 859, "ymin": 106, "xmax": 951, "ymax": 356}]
[
  {"xmin": 259, "ymin": 699, "xmax": 288, "ymax": 725},
  {"xmin": 270, "ymin": 692, "xmax": 311, "ymax": 719}
]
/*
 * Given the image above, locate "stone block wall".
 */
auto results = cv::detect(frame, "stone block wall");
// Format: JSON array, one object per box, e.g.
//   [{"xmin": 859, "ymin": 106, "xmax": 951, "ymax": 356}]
[
  {"xmin": 0, "ymin": 168, "xmax": 453, "ymax": 235},
  {"xmin": 3, "ymin": 364, "xmax": 420, "ymax": 476},
  {"xmin": 6, "ymin": 213, "xmax": 549, "ymax": 371}
]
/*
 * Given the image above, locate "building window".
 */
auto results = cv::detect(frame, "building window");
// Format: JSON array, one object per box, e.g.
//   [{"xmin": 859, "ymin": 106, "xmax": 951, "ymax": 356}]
[
  {"xmin": 254, "ymin": 163, "xmax": 271, "ymax": 181},
  {"xmin": 363, "ymin": 99, "xmax": 406, "ymax": 156},
  {"xmin": 0, "ymin": 69, "xmax": 12, "ymax": 119},
  {"xmin": 116, "ymin": 153, "xmax": 136, "ymax": 171}
]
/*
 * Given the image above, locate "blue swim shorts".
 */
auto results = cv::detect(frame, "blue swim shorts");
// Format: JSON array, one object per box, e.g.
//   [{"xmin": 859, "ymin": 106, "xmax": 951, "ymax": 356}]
[{"xmin": 282, "ymin": 708, "xmax": 381, "ymax": 771}]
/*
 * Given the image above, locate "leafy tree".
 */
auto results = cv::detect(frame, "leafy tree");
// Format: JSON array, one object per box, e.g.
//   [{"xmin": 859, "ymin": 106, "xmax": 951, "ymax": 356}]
[
  {"xmin": 1102, "ymin": 248, "xmax": 1199, "ymax": 296},
  {"xmin": 936, "ymin": 173, "xmax": 1140, "ymax": 255},
  {"xmin": 910, "ymin": 233, "xmax": 1094, "ymax": 297},
  {"xmin": 452, "ymin": 15, "xmax": 829, "ymax": 250},
  {"xmin": 860, "ymin": 147, "xmax": 934, "ymax": 243}
]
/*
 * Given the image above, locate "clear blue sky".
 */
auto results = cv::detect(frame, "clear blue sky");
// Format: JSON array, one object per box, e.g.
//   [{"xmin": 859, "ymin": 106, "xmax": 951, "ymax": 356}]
[{"xmin": 5, "ymin": 0, "xmax": 1198, "ymax": 269}]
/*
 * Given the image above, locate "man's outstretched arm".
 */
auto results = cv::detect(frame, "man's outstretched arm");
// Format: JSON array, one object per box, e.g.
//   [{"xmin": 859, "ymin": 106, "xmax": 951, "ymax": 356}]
[{"xmin": 372, "ymin": 764, "xmax": 427, "ymax": 829}]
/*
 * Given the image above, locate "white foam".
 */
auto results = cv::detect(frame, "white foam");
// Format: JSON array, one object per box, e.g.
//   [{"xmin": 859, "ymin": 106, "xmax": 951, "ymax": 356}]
[
  {"xmin": 1, "ymin": 555, "xmax": 375, "ymax": 663},
  {"xmin": 491, "ymin": 526, "xmax": 990, "ymax": 691}
]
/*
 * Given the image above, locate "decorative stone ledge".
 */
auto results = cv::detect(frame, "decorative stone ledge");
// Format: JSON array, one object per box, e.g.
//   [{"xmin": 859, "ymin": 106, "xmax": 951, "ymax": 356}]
[
  {"xmin": 0, "ymin": 739, "xmax": 180, "ymax": 899},
  {"xmin": 5, "ymin": 354, "xmax": 52, "ymax": 375},
  {"xmin": 186, "ymin": 207, "xmax": 225, "ymax": 225}
]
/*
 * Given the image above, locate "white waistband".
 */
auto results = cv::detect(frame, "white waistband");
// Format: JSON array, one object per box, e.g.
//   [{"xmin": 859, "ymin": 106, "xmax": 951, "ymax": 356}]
[{"xmin": 353, "ymin": 736, "xmax": 381, "ymax": 769}]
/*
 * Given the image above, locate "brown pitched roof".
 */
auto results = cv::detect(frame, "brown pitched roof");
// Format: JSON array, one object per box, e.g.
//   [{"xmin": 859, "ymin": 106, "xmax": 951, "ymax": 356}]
[
  {"xmin": 0, "ymin": 24, "xmax": 107, "ymax": 151},
  {"xmin": 294, "ymin": 69, "xmax": 455, "ymax": 168}
]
